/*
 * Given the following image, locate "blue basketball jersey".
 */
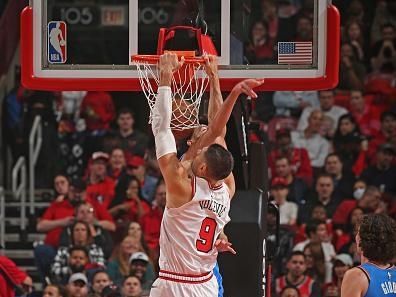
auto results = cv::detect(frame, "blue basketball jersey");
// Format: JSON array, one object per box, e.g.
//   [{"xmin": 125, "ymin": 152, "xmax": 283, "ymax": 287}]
[{"xmin": 358, "ymin": 263, "xmax": 396, "ymax": 296}]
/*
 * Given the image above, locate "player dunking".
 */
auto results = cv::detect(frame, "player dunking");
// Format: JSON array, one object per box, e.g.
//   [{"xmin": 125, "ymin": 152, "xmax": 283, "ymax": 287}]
[
  {"xmin": 181, "ymin": 55, "xmax": 264, "ymax": 297},
  {"xmin": 341, "ymin": 214, "xmax": 396, "ymax": 297},
  {"xmin": 149, "ymin": 53, "xmax": 262, "ymax": 297}
]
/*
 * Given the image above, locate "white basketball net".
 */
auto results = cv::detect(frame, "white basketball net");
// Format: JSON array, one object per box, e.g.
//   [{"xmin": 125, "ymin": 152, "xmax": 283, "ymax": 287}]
[{"xmin": 134, "ymin": 61, "xmax": 209, "ymax": 131}]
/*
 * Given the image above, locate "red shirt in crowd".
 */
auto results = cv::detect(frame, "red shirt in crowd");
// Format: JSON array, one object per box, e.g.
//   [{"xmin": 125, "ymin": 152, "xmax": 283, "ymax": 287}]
[
  {"xmin": 117, "ymin": 199, "xmax": 151, "ymax": 223},
  {"xmin": 268, "ymin": 147, "xmax": 313, "ymax": 186},
  {"xmin": 275, "ymin": 275, "xmax": 315, "ymax": 297},
  {"xmin": 139, "ymin": 206, "xmax": 163, "ymax": 251},
  {"xmin": 332, "ymin": 200, "xmax": 358, "ymax": 226},
  {"xmin": 86, "ymin": 177, "xmax": 116, "ymax": 209},
  {"xmin": 80, "ymin": 91, "xmax": 115, "ymax": 131},
  {"xmin": 351, "ymin": 106, "xmax": 382, "ymax": 138},
  {"xmin": 40, "ymin": 199, "xmax": 113, "ymax": 247},
  {"xmin": 0, "ymin": 256, "xmax": 28, "ymax": 297}
]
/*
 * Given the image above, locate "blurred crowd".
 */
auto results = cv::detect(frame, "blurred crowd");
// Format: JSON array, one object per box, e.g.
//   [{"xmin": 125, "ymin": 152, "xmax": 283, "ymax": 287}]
[{"xmin": 1, "ymin": 0, "xmax": 396, "ymax": 297}]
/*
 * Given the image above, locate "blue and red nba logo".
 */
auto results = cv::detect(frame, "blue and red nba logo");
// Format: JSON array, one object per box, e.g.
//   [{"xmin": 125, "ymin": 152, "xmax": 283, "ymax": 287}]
[{"xmin": 48, "ymin": 21, "xmax": 67, "ymax": 64}]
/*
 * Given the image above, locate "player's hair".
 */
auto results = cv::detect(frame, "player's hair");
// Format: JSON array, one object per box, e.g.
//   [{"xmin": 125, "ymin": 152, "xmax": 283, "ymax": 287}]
[
  {"xmin": 358, "ymin": 214, "xmax": 396, "ymax": 264},
  {"xmin": 204, "ymin": 144, "xmax": 234, "ymax": 180},
  {"xmin": 68, "ymin": 246, "xmax": 89, "ymax": 258}
]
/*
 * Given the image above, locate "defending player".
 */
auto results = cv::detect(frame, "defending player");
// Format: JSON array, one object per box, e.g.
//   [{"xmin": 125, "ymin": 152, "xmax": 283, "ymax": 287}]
[
  {"xmin": 341, "ymin": 214, "xmax": 396, "ymax": 297},
  {"xmin": 149, "ymin": 52, "xmax": 260, "ymax": 297}
]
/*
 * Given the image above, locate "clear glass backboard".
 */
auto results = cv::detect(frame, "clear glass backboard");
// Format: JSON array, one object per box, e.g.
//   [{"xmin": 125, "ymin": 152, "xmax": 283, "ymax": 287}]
[{"xmin": 20, "ymin": 0, "xmax": 340, "ymax": 91}]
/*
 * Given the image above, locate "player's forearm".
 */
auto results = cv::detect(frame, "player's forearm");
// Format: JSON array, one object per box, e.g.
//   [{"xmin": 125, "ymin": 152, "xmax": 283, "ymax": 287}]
[
  {"xmin": 209, "ymin": 88, "xmax": 241, "ymax": 137},
  {"xmin": 208, "ymin": 74, "xmax": 223, "ymax": 124},
  {"xmin": 159, "ymin": 70, "xmax": 173, "ymax": 87},
  {"xmin": 152, "ymin": 85, "xmax": 176, "ymax": 159}
]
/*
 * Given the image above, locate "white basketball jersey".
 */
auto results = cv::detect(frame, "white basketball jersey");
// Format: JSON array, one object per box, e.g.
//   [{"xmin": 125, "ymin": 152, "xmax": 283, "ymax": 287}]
[{"xmin": 159, "ymin": 175, "xmax": 231, "ymax": 274}]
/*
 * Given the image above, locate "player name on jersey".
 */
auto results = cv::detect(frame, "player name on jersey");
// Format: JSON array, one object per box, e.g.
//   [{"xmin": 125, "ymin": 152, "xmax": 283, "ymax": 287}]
[
  {"xmin": 199, "ymin": 199, "xmax": 227, "ymax": 217},
  {"xmin": 381, "ymin": 281, "xmax": 396, "ymax": 294}
]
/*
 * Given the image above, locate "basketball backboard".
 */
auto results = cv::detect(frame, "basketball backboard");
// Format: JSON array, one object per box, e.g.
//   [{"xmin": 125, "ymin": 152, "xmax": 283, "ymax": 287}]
[{"xmin": 21, "ymin": 0, "xmax": 340, "ymax": 91}]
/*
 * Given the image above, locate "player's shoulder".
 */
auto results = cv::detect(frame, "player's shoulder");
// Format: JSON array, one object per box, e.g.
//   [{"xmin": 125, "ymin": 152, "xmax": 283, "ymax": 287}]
[{"xmin": 344, "ymin": 266, "xmax": 370, "ymax": 283}]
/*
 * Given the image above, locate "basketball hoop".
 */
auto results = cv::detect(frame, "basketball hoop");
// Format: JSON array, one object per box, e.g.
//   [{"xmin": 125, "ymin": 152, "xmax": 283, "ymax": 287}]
[{"xmin": 132, "ymin": 51, "xmax": 209, "ymax": 132}]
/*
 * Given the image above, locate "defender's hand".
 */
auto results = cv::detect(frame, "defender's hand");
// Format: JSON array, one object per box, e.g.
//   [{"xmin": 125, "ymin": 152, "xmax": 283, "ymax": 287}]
[
  {"xmin": 233, "ymin": 79, "xmax": 265, "ymax": 98},
  {"xmin": 159, "ymin": 52, "xmax": 185, "ymax": 73}
]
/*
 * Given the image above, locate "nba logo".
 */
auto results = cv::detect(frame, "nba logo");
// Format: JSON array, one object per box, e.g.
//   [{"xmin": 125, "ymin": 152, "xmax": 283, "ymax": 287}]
[{"xmin": 48, "ymin": 21, "xmax": 67, "ymax": 64}]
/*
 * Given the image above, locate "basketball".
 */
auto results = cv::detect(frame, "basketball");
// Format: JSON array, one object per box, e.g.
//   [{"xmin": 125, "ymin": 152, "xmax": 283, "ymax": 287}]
[{"xmin": 59, "ymin": 40, "xmax": 66, "ymax": 46}]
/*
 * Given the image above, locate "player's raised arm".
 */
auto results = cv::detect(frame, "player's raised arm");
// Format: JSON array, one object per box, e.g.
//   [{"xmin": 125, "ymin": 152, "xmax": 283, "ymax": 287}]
[
  {"xmin": 205, "ymin": 55, "xmax": 223, "ymax": 132},
  {"xmin": 183, "ymin": 78, "xmax": 264, "ymax": 161},
  {"xmin": 152, "ymin": 53, "xmax": 190, "ymax": 203}
]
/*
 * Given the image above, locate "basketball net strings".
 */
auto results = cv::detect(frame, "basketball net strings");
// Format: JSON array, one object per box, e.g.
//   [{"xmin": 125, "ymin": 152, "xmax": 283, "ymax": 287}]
[{"xmin": 135, "ymin": 61, "xmax": 209, "ymax": 131}]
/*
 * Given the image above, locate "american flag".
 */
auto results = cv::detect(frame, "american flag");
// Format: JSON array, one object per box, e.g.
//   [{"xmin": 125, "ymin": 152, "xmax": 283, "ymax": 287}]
[{"xmin": 278, "ymin": 42, "xmax": 313, "ymax": 64}]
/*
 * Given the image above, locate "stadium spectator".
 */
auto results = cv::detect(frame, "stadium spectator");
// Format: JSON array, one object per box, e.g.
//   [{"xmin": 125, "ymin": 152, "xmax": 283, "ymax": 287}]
[
  {"xmin": 367, "ymin": 111, "xmax": 396, "ymax": 162},
  {"xmin": 324, "ymin": 153, "xmax": 355, "ymax": 200},
  {"xmin": 51, "ymin": 246, "xmax": 90, "ymax": 285},
  {"xmin": 299, "ymin": 174, "xmax": 340, "ymax": 222},
  {"xmin": 52, "ymin": 221, "xmax": 105, "ymax": 283},
  {"xmin": 371, "ymin": 1, "xmax": 396, "ymax": 44},
  {"xmin": 322, "ymin": 254, "xmax": 353, "ymax": 297},
  {"xmin": 108, "ymin": 148, "xmax": 127, "ymax": 183},
  {"xmin": 268, "ymin": 129, "xmax": 313, "ymax": 185},
  {"xmin": 107, "ymin": 236, "xmax": 145, "ymax": 286},
  {"xmin": 334, "ymin": 206, "xmax": 364, "ymax": 253},
  {"xmin": 121, "ymin": 275, "xmax": 144, "ymax": 297},
  {"xmin": 293, "ymin": 219, "xmax": 336, "ymax": 283},
  {"xmin": 128, "ymin": 156, "xmax": 159, "ymax": 202},
  {"xmin": 270, "ymin": 177, "xmax": 298, "ymax": 226},
  {"xmin": 361, "ymin": 143, "xmax": 396, "ymax": 195},
  {"xmin": 338, "ymin": 43, "xmax": 366, "ymax": 92},
  {"xmin": 80, "ymin": 91, "xmax": 115, "ymax": 132},
  {"xmin": 140, "ymin": 182, "xmax": 166, "ymax": 263},
  {"xmin": 59, "ymin": 201, "xmax": 114, "ymax": 259},
  {"xmin": 273, "ymin": 91, "xmax": 319, "ymax": 118},
  {"xmin": 86, "ymin": 152, "xmax": 116, "ymax": 209},
  {"xmin": 89, "ymin": 270, "xmax": 112, "ymax": 297},
  {"xmin": 280, "ymin": 286, "xmax": 301, "ymax": 297},
  {"xmin": 343, "ymin": 20, "xmax": 366, "ymax": 62},
  {"xmin": 67, "ymin": 273, "xmax": 89, "ymax": 297},
  {"xmin": 106, "ymin": 108, "xmax": 149, "ymax": 157},
  {"xmin": 109, "ymin": 176, "xmax": 150, "ymax": 233},
  {"xmin": 303, "ymin": 242, "xmax": 326, "ymax": 285},
  {"xmin": 371, "ymin": 23, "xmax": 396, "ymax": 71},
  {"xmin": 43, "ymin": 284, "xmax": 67, "ymax": 297},
  {"xmin": 0, "ymin": 255, "xmax": 33, "ymax": 297},
  {"xmin": 273, "ymin": 251, "xmax": 321, "ymax": 297},
  {"xmin": 292, "ymin": 110, "xmax": 331, "ymax": 169},
  {"xmin": 54, "ymin": 174, "xmax": 71, "ymax": 198},
  {"xmin": 294, "ymin": 16, "xmax": 313, "ymax": 42},
  {"xmin": 273, "ymin": 156, "xmax": 310, "ymax": 206},
  {"xmin": 332, "ymin": 113, "xmax": 367, "ymax": 173},
  {"xmin": 348, "ymin": 90, "xmax": 381, "ymax": 137},
  {"xmin": 128, "ymin": 252, "xmax": 155, "ymax": 291},
  {"xmin": 297, "ymin": 90, "xmax": 347, "ymax": 139},
  {"xmin": 332, "ymin": 186, "xmax": 382, "ymax": 227},
  {"xmin": 245, "ymin": 20, "xmax": 275, "ymax": 64}
]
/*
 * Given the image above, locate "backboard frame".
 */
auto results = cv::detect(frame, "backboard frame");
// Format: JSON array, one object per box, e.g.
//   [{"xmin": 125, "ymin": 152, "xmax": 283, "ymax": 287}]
[{"xmin": 21, "ymin": 1, "xmax": 340, "ymax": 91}]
